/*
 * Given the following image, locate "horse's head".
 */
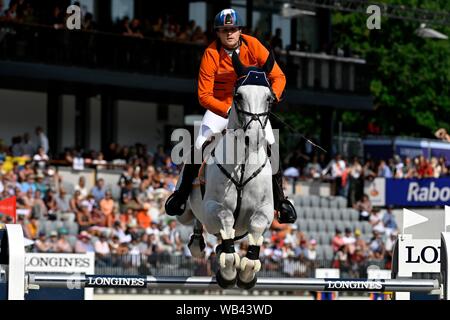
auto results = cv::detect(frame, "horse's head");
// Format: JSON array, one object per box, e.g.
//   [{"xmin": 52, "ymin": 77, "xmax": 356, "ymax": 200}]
[{"xmin": 228, "ymin": 51, "xmax": 276, "ymax": 134}]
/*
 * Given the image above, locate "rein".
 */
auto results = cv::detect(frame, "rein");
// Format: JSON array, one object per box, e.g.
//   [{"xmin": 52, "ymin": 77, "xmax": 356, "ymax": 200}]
[{"xmin": 211, "ymin": 91, "xmax": 271, "ymax": 230}]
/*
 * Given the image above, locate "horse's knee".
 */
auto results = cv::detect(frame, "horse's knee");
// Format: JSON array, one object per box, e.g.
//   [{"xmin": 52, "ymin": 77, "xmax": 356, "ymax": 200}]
[{"xmin": 176, "ymin": 209, "xmax": 194, "ymax": 225}]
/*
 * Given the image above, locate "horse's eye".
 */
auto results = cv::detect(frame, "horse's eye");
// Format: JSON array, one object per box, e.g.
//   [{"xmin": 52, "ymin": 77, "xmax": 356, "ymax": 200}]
[{"xmin": 235, "ymin": 93, "xmax": 242, "ymax": 100}]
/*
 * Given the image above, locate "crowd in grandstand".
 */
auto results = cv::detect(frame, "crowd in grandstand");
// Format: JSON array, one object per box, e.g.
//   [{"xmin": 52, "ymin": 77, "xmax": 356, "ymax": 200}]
[
  {"xmin": 284, "ymin": 150, "xmax": 450, "ymax": 208},
  {"xmin": 0, "ymin": 0, "xmax": 285, "ymax": 51},
  {"xmin": 6, "ymin": 123, "xmax": 443, "ymax": 278}
]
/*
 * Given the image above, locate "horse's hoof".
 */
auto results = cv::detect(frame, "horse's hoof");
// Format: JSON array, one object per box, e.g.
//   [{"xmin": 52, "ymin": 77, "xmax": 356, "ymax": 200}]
[
  {"xmin": 215, "ymin": 270, "xmax": 236, "ymax": 289},
  {"xmin": 237, "ymin": 275, "xmax": 258, "ymax": 290}
]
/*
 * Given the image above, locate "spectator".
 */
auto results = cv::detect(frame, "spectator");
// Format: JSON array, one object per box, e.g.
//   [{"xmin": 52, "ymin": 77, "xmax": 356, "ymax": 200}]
[
  {"xmin": 33, "ymin": 147, "xmax": 49, "ymax": 171},
  {"xmin": 347, "ymin": 157, "xmax": 363, "ymax": 207},
  {"xmin": 417, "ymin": 155, "xmax": 433, "ymax": 178},
  {"xmin": 44, "ymin": 189, "xmax": 58, "ymax": 220},
  {"xmin": 400, "ymin": 157, "xmax": 414, "ymax": 178},
  {"xmin": 82, "ymin": 12, "xmax": 96, "ymax": 31},
  {"xmin": 382, "ymin": 205, "xmax": 398, "ymax": 236},
  {"xmin": 354, "ymin": 194, "xmax": 372, "ymax": 221},
  {"xmin": 439, "ymin": 157, "xmax": 449, "ymax": 176},
  {"xmin": 354, "ymin": 229, "xmax": 368, "ymax": 256},
  {"xmin": 112, "ymin": 220, "xmax": 132, "ymax": 243},
  {"xmin": 94, "ymin": 232, "xmax": 112, "ymax": 266},
  {"xmin": 322, "ymin": 154, "xmax": 346, "ymax": 196},
  {"xmin": 91, "ymin": 178, "xmax": 106, "ymax": 203},
  {"xmin": 55, "ymin": 187, "xmax": 71, "ymax": 213},
  {"xmin": 32, "ymin": 189, "xmax": 47, "ymax": 218},
  {"xmin": 35, "ymin": 127, "xmax": 49, "ymax": 154},
  {"xmin": 72, "ymin": 152, "xmax": 84, "ymax": 170},
  {"xmin": 46, "ymin": 230, "xmax": 59, "ymax": 252},
  {"xmin": 69, "ymin": 190, "xmax": 83, "ymax": 213},
  {"xmin": 34, "ymin": 173, "xmax": 47, "ymax": 195},
  {"xmin": 75, "ymin": 176, "xmax": 88, "ymax": 199},
  {"xmin": 24, "ymin": 216, "xmax": 39, "ymax": 240},
  {"xmin": 342, "ymin": 227, "xmax": 356, "ymax": 255},
  {"xmin": 76, "ymin": 204, "xmax": 93, "ymax": 232},
  {"xmin": 56, "ymin": 228, "xmax": 73, "ymax": 253},
  {"xmin": 368, "ymin": 230, "xmax": 385, "ymax": 261},
  {"xmin": 50, "ymin": 6, "xmax": 65, "ymax": 29},
  {"xmin": 331, "ymin": 229, "xmax": 345, "ymax": 252},
  {"xmin": 305, "ymin": 239, "xmax": 318, "ymax": 261},
  {"xmin": 18, "ymin": 161, "xmax": 34, "ymax": 182},
  {"xmin": 304, "ymin": 155, "xmax": 322, "ymax": 179},
  {"xmin": 75, "ymin": 231, "xmax": 95, "ymax": 253},
  {"xmin": 369, "ymin": 208, "xmax": 385, "ymax": 235},
  {"xmin": 34, "ymin": 231, "xmax": 49, "ymax": 253},
  {"xmin": 20, "ymin": 174, "xmax": 36, "ymax": 194},
  {"xmin": 99, "ymin": 190, "xmax": 115, "ymax": 228},
  {"xmin": 92, "ymin": 152, "xmax": 107, "ymax": 170},
  {"xmin": 118, "ymin": 165, "xmax": 133, "ymax": 188},
  {"xmin": 377, "ymin": 160, "xmax": 392, "ymax": 178},
  {"xmin": 21, "ymin": 133, "xmax": 35, "ymax": 157},
  {"xmin": 160, "ymin": 219, "xmax": 182, "ymax": 254}
]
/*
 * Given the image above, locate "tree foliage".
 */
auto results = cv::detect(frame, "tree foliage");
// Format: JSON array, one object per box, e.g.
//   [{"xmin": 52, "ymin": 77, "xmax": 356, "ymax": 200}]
[{"xmin": 333, "ymin": 0, "xmax": 450, "ymax": 137}]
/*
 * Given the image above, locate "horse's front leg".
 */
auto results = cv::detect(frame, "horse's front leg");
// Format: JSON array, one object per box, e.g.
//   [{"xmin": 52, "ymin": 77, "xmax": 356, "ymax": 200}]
[
  {"xmin": 238, "ymin": 204, "xmax": 272, "ymax": 290},
  {"xmin": 187, "ymin": 219, "xmax": 206, "ymax": 258},
  {"xmin": 204, "ymin": 201, "xmax": 240, "ymax": 289}
]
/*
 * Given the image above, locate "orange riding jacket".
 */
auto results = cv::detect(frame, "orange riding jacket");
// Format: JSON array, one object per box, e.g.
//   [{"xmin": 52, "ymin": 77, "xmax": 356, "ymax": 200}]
[{"xmin": 198, "ymin": 34, "xmax": 286, "ymax": 118}]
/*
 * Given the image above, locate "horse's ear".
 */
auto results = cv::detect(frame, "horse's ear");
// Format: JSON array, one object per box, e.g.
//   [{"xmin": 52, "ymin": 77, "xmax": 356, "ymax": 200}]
[
  {"xmin": 232, "ymin": 51, "xmax": 246, "ymax": 77},
  {"xmin": 262, "ymin": 50, "xmax": 275, "ymax": 74}
]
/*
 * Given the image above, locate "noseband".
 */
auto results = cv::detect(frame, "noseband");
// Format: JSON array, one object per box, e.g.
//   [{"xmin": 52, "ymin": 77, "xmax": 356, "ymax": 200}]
[
  {"xmin": 235, "ymin": 104, "xmax": 271, "ymax": 132},
  {"xmin": 233, "ymin": 70, "xmax": 274, "ymax": 132}
]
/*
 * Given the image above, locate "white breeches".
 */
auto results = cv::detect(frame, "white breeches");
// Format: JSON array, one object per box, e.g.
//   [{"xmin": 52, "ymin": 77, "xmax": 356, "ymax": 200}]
[{"xmin": 195, "ymin": 110, "xmax": 275, "ymax": 150}]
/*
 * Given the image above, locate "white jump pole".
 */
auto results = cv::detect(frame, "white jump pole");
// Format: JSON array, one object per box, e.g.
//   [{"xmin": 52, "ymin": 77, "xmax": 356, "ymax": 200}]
[
  {"xmin": 3, "ymin": 225, "xmax": 25, "ymax": 300},
  {"xmin": 1, "ymin": 223, "xmax": 449, "ymax": 300},
  {"xmin": 441, "ymin": 232, "xmax": 450, "ymax": 300},
  {"xmin": 26, "ymin": 274, "xmax": 439, "ymax": 293}
]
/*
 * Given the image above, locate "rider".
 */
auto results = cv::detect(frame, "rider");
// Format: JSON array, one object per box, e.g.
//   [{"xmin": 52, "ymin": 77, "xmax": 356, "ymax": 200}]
[{"xmin": 165, "ymin": 8, "xmax": 297, "ymax": 224}]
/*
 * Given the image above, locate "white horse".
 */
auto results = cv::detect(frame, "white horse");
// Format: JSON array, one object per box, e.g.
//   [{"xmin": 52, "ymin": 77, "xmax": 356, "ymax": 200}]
[{"xmin": 177, "ymin": 51, "xmax": 276, "ymax": 289}]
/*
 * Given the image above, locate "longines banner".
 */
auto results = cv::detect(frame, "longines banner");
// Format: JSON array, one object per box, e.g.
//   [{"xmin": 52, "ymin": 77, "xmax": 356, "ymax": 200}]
[{"xmin": 25, "ymin": 253, "xmax": 95, "ymax": 273}]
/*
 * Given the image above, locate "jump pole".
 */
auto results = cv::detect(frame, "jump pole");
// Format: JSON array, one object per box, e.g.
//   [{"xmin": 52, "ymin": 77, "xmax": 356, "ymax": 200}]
[
  {"xmin": 27, "ymin": 273, "xmax": 440, "ymax": 293},
  {"xmin": 1, "ymin": 223, "xmax": 449, "ymax": 300}
]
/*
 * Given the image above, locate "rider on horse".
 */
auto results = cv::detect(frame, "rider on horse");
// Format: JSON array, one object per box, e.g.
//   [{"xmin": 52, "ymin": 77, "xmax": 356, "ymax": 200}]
[{"xmin": 165, "ymin": 8, "xmax": 297, "ymax": 224}]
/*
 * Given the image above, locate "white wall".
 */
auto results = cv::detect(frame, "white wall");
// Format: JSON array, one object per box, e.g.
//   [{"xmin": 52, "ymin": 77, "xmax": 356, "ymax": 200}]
[
  {"xmin": 117, "ymin": 101, "xmax": 184, "ymax": 152},
  {"xmin": 0, "ymin": 89, "xmax": 184, "ymax": 153},
  {"xmin": 189, "ymin": 2, "xmax": 207, "ymax": 31},
  {"xmin": 117, "ymin": 100, "xmax": 159, "ymax": 152},
  {"xmin": 61, "ymin": 95, "xmax": 76, "ymax": 150},
  {"xmin": 111, "ymin": 0, "xmax": 134, "ymax": 21},
  {"xmin": 0, "ymin": 89, "xmax": 46, "ymax": 145},
  {"xmin": 89, "ymin": 97, "xmax": 101, "ymax": 151},
  {"xmin": 272, "ymin": 14, "xmax": 291, "ymax": 49}
]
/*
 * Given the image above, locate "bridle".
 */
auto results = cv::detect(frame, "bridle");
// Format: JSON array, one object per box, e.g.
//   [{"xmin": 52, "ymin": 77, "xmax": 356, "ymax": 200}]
[
  {"xmin": 210, "ymin": 70, "xmax": 273, "ymax": 234},
  {"xmin": 234, "ymin": 93, "xmax": 273, "ymax": 132}
]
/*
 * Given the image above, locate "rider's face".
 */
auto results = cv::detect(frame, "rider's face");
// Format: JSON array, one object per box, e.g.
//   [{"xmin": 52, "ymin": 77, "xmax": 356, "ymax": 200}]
[{"xmin": 216, "ymin": 27, "xmax": 241, "ymax": 49}]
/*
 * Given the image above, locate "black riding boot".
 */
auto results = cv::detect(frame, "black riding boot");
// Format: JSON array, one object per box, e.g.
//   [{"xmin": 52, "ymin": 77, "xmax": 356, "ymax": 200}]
[
  {"xmin": 272, "ymin": 169, "xmax": 297, "ymax": 224},
  {"xmin": 165, "ymin": 146, "xmax": 201, "ymax": 216}
]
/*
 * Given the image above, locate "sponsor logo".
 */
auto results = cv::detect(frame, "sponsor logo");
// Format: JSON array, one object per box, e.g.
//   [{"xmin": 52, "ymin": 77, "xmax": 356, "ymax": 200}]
[
  {"xmin": 407, "ymin": 182, "xmax": 450, "ymax": 202},
  {"xmin": 86, "ymin": 276, "xmax": 146, "ymax": 288},
  {"xmin": 325, "ymin": 280, "xmax": 384, "ymax": 291},
  {"xmin": 405, "ymin": 245, "xmax": 440, "ymax": 264},
  {"xmin": 26, "ymin": 256, "xmax": 91, "ymax": 269}
]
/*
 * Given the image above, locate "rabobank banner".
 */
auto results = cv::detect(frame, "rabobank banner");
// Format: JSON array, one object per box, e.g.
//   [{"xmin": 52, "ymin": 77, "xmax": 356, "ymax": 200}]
[{"xmin": 386, "ymin": 178, "xmax": 450, "ymax": 207}]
